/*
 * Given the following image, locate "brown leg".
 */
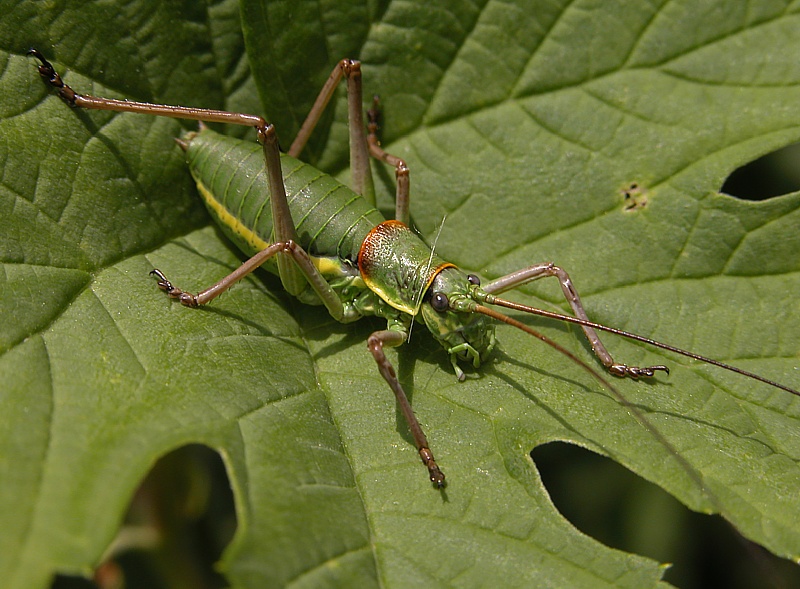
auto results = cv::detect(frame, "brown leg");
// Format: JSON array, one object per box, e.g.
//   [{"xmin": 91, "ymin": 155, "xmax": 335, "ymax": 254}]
[
  {"xmin": 367, "ymin": 329, "xmax": 445, "ymax": 487},
  {"xmin": 287, "ymin": 59, "xmax": 375, "ymax": 204},
  {"xmin": 367, "ymin": 97, "xmax": 410, "ymax": 225},
  {"xmin": 484, "ymin": 263, "xmax": 668, "ymax": 378},
  {"xmin": 28, "ymin": 49, "xmax": 315, "ymax": 296}
]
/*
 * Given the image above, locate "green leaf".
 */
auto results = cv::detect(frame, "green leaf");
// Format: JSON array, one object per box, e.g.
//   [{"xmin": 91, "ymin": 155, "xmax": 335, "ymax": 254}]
[{"xmin": 2, "ymin": 0, "xmax": 799, "ymax": 587}]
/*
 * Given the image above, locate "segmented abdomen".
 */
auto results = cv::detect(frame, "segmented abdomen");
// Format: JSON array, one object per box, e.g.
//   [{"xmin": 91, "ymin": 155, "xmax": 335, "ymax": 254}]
[{"xmin": 185, "ymin": 128, "xmax": 384, "ymax": 265}]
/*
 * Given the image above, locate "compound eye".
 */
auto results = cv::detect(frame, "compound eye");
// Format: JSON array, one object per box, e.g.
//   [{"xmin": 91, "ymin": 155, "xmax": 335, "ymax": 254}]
[
  {"xmin": 430, "ymin": 292, "xmax": 449, "ymax": 312},
  {"xmin": 467, "ymin": 274, "xmax": 481, "ymax": 286}
]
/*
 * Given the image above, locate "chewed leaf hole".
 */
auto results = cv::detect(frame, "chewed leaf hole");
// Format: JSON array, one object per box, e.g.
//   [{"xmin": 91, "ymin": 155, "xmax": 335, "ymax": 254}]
[
  {"xmin": 622, "ymin": 182, "xmax": 648, "ymax": 211},
  {"xmin": 531, "ymin": 442, "xmax": 800, "ymax": 589},
  {"xmin": 52, "ymin": 444, "xmax": 237, "ymax": 589},
  {"xmin": 721, "ymin": 143, "xmax": 800, "ymax": 200}
]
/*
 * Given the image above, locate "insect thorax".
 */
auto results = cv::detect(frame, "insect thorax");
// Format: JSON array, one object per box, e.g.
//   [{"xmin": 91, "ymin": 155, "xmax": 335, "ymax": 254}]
[{"xmin": 358, "ymin": 221, "xmax": 453, "ymax": 315}]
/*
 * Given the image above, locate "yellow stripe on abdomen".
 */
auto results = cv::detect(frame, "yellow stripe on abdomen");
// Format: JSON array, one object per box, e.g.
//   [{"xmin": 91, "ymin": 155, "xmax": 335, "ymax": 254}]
[
  {"xmin": 194, "ymin": 176, "xmax": 356, "ymax": 282},
  {"xmin": 194, "ymin": 177, "xmax": 270, "ymax": 253}
]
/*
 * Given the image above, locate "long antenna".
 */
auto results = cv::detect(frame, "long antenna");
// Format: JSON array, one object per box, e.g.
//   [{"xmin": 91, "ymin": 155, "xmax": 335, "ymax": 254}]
[{"xmin": 484, "ymin": 294, "xmax": 800, "ymax": 397}]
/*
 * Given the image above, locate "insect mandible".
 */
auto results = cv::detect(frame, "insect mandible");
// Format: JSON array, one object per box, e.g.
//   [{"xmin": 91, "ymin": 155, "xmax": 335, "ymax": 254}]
[{"xmin": 28, "ymin": 49, "xmax": 800, "ymax": 488}]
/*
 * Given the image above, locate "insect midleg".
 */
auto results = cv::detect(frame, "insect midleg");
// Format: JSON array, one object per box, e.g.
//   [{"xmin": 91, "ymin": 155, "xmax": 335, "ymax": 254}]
[
  {"xmin": 367, "ymin": 328, "xmax": 445, "ymax": 487},
  {"xmin": 367, "ymin": 97, "xmax": 410, "ymax": 225},
  {"xmin": 483, "ymin": 263, "xmax": 668, "ymax": 378},
  {"xmin": 287, "ymin": 61, "xmax": 411, "ymax": 225},
  {"xmin": 288, "ymin": 59, "xmax": 375, "ymax": 205}
]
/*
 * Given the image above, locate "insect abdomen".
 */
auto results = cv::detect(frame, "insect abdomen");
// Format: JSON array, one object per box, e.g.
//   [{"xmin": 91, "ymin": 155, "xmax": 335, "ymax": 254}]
[{"xmin": 185, "ymin": 128, "xmax": 384, "ymax": 265}]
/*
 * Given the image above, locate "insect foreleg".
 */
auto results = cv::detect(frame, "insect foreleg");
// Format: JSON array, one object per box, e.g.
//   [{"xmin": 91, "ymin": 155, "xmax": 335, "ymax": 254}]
[
  {"xmin": 483, "ymin": 263, "xmax": 668, "ymax": 379},
  {"xmin": 367, "ymin": 329, "xmax": 445, "ymax": 487}
]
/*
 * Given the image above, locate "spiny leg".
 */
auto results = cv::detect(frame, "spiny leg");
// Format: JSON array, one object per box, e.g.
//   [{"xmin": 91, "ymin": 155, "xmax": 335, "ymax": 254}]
[
  {"xmin": 367, "ymin": 329, "xmax": 445, "ymax": 487},
  {"xmin": 483, "ymin": 263, "xmax": 668, "ymax": 379}
]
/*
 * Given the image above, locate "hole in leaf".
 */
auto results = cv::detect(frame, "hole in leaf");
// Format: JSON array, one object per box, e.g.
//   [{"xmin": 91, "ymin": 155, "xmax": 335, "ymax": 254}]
[
  {"xmin": 622, "ymin": 182, "xmax": 648, "ymax": 211},
  {"xmin": 52, "ymin": 444, "xmax": 237, "ymax": 589},
  {"xmin": 721, "ymin": 143, "xmax": 800, "ymax": 200},
  {"xmin": 532, "ymin": 442, "xmax": 800, "ymax": 589}
]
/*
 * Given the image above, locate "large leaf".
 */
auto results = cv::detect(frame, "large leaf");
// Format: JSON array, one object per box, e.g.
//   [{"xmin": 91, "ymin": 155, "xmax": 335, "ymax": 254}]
[{"xmin": 1, "ymin": 0, "xmax": 799, "ymax": 587}]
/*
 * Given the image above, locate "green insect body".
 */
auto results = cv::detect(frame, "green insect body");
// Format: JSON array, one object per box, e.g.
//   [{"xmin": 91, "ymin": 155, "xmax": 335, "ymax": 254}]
[
  {"xmin": 187, "ymin": 129, "xmax": 381, "ymax": 272},
  {"xmin": 185, "ymin": 127, "xmax": 495, "ymax": 373}
]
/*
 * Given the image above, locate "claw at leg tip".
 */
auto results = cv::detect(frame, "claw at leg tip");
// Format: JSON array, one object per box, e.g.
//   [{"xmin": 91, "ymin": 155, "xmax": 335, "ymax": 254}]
[{"xmin": 432, "ymin": 472, "xmax": 446, "ymax": 489}]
